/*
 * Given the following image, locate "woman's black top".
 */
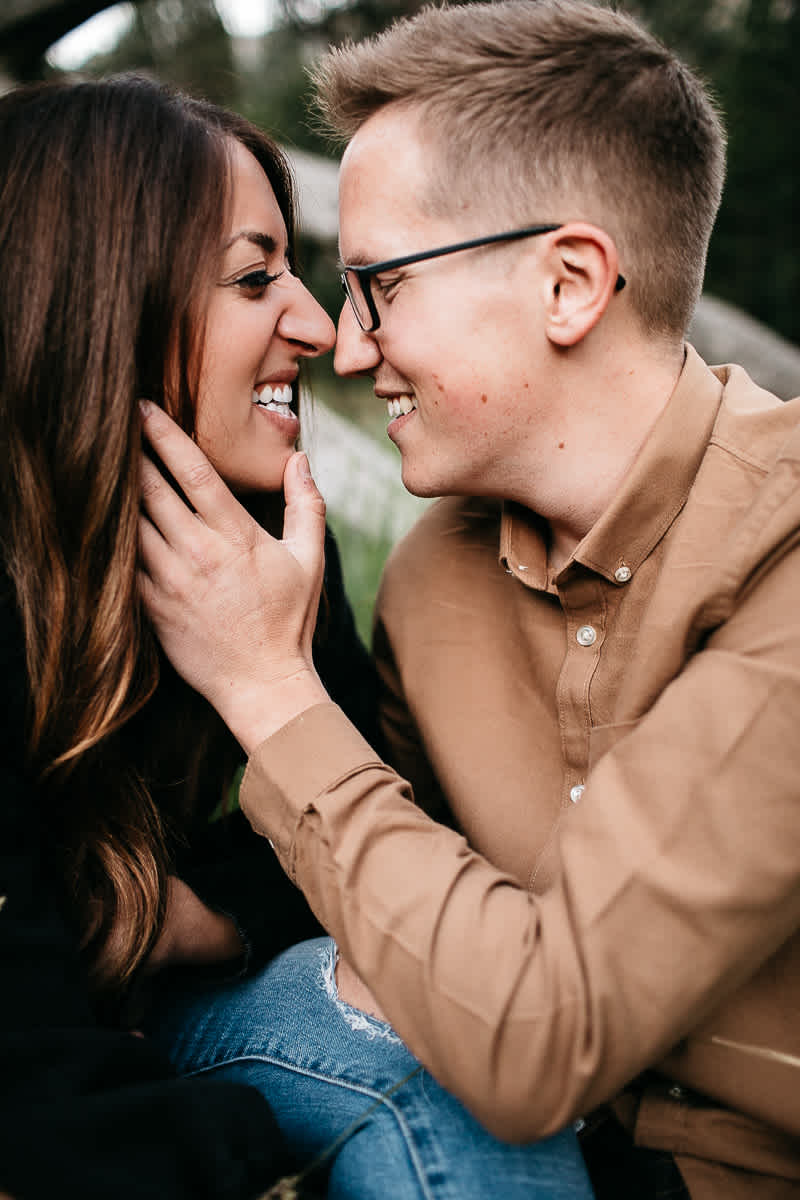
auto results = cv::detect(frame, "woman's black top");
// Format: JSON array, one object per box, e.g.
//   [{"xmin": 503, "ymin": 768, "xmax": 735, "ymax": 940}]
[{"xmin": 0, "ymin": 529, "xmax": 380, "ymax": 1199}]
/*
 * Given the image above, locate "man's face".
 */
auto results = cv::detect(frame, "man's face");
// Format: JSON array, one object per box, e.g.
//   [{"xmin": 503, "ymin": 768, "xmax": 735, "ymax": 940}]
[{"xmin": 335, "ymin": 107, "xmax": 557, "ymax": 501}]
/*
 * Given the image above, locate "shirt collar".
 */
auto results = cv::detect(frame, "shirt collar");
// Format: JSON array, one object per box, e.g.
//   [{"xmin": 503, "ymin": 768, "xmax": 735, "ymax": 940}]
[{"xmin": 500, "ymin": 345, "xmax": 725, "ymax": 589}]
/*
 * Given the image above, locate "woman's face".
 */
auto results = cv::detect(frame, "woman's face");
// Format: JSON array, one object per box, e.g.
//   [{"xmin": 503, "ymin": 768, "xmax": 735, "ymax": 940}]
[{"xmin": 194, "ymin": 140, "xmax": 335, "ymax": 493}]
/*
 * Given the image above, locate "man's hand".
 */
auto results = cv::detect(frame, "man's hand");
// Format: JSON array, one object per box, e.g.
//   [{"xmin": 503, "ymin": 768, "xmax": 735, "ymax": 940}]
[{"xmin": 138, "ymin": 402, "xmax": 330, "ymax": 754}]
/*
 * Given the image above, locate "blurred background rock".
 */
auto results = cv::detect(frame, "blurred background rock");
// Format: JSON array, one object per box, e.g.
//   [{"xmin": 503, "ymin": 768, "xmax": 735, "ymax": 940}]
[{"xmin": 3, "ymin": 0, "xmax": 798, "ymax": 638}]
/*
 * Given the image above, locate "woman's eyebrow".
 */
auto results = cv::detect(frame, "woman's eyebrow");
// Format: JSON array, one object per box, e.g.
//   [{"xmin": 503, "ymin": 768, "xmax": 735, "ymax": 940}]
[{"xmin": 223, "ymin": 231, "xmax": 279, "ymax": 253}]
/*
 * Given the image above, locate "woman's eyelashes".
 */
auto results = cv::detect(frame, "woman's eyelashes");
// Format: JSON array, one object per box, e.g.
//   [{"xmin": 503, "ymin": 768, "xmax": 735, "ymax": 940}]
[{"xmin": 231, "ymin": 267, "xmax": 285, "ymax": 296}]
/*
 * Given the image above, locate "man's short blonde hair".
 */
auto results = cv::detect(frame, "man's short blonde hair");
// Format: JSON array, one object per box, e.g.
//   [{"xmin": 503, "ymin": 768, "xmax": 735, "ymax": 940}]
[{"xmin": 313, "ymin": 0, "xmax": 726, "ymax": 338}]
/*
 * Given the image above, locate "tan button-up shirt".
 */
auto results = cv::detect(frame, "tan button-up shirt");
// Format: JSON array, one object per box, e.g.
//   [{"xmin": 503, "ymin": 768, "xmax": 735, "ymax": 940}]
[{"xmin": 242, "ymin": 347, "xmax": 800, "ymax": 1197}]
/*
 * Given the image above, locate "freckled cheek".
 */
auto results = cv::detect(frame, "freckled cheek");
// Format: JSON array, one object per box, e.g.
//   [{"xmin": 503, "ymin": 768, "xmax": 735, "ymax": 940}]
[{"xmin": 422, "ymin": 360, "xmax": 505, "ymax": 421}]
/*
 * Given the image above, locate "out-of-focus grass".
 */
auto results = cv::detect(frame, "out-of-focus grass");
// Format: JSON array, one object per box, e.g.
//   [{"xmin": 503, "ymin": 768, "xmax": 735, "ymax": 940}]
[
  {"xmin": 326, "ymin": 511, "xmax": 396, "ymax": 646},
  {"xmin": 307, "ymin": 360, "xmax": 389, "ymax": 444},
  {"xmin": 305, "ymin": 362, "xmax": 411, "ymax": 646}
]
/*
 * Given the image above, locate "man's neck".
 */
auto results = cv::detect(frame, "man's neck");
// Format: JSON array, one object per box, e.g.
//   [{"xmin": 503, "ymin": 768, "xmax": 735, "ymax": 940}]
[{"xmin": 518, "ymin": 339, "xmax": 686, "ymax": 571}]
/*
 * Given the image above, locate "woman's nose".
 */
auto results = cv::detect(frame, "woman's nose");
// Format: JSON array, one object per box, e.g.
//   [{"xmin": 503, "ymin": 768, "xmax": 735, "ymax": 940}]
[{"xmin": 278, "ymin": 277, "xmax": 336, "ymax": 357}]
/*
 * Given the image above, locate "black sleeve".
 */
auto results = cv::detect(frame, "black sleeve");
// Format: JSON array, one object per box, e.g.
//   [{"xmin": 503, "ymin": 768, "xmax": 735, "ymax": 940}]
[
  {"xmin": 176, "ymin": 806, "xmax": 324, "ymax": 972},
  {"xmin": 0, "ymin": 572, "xmax": 290, "ymax": 1200},
  {"xmin": 0, "ymin": 758, "xmax": 292, "ymax": 1200}
]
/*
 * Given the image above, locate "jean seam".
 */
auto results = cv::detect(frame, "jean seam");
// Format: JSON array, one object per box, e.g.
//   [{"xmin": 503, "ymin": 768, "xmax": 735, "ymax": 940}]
[{"xmin": 182, "ymin": 1056, "xmax": 439, "ymax": 1200}]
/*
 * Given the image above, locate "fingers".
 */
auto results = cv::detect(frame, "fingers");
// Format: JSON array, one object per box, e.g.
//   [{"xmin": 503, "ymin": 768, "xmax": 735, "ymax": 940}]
[
  {"xmin": 139, "ymin": 400, "xmax": 253, "ymax": 543},
  {"xmin": 136, "ymin": 423, "xmax": 330, "ymax": 749},
  {"xmin": 140, "ymin": 456, "xmax": 191, "ymax": 553},
  {"xmin": 282, "ymin": 451, "xmax": 328, "ymax": 580},
  {"xmin": 138, "ymin": 511, "xmax": 183, "ymax": 604}
]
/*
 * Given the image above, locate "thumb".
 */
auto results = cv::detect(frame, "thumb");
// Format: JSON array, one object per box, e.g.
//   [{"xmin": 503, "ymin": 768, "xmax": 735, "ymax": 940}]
[{"xmin": 282, "ymin": 451, "xmax": 327, "ymax": 578}]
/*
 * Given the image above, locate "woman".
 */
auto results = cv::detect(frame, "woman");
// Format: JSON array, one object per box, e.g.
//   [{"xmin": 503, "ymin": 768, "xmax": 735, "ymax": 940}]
[
  {"xmin": 0, "ymin": 76, "xmax": 593, "ymax": 1199},
  {"xmin": 0, "ymin": 73, "xmax": 341, "ymax": 1200}
]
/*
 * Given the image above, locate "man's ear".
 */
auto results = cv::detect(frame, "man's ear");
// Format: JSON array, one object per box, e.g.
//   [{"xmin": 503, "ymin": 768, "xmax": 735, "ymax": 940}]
[{"xmin": 539, "ymin": 223, "xmax": 622, "ymax": 347}]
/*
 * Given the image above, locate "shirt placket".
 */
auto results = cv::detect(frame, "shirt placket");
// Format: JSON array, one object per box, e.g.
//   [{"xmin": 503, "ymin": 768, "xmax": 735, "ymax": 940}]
[{"xmin": 555, "ymin": 570, "xmax": 608, "ymax": 808}]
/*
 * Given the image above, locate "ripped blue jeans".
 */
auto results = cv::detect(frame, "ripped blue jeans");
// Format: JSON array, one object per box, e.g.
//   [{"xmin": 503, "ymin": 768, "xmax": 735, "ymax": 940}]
[{"xmin": 147, "ymin": 937, "xmax": 594, "ymax": 1200}]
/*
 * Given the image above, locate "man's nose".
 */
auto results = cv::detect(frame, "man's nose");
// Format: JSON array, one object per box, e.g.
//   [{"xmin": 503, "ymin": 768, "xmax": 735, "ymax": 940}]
[{"xmin": 334, "ymin": 299, "xmax": 382, "ymax": 377}]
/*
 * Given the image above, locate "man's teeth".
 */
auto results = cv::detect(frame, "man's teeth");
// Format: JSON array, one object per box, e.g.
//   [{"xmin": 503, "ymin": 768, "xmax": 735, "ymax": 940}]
[
  {"xmin": 387, "ymin": 395, "xmax": 416, "ymax": 419},
  {"xmin": 252, "ymin": 383, "xmax": 294, "ymax": 416}
]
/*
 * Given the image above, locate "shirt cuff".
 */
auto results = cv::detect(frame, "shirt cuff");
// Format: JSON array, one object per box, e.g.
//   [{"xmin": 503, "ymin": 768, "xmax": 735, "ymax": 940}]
[{"xmin": 240, "ymin": 702, "xmax": 384, "ymax": 871}]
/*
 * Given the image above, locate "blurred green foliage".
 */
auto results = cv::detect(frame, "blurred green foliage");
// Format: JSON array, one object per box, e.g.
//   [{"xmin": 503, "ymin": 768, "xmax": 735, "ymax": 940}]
[
  {"xmin": 326, "ymin": 512, "xmax": 394, "ymax": 642},
  {"xmin": 631, "ymin": 0, "xmax": 800, "ymax": 346}
]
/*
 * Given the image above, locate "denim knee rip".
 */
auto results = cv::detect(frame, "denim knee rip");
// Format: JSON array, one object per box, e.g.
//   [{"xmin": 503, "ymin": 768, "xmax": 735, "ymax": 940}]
[{"xmin": 321, "ymin": 941, "xmax": 403, "ymax": 1045}]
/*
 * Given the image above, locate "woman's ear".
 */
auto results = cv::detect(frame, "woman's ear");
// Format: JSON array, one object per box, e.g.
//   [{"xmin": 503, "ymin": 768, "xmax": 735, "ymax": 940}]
[{"xmin": 540, "ymin": 222, "xmax": 623, "ymax": 347}]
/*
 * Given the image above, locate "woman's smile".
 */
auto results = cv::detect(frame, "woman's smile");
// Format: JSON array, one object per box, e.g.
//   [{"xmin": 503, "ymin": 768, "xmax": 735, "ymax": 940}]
[{"xmin": 194, "ymin": 141, "xmax": 334, "ymax": 494}]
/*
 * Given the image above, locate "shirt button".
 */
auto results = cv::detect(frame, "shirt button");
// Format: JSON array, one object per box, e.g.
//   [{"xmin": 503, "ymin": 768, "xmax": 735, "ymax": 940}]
[
  {"xmin": 614, "ymin": 565, "xmax": 632, "ymax": 583},
  {"xmin": 570, "ymin": 784, "xmax": 585, "ymax": 804},
  {"xmin": 576, "ymin": 624, "xmax": 597, "ymax": 646}
]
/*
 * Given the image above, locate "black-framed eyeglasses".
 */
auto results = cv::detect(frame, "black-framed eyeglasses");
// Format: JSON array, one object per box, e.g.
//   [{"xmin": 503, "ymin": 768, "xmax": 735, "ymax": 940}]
[{"xmin": 340, "ymin": 222, "xmax": 626, "ymax": 333}]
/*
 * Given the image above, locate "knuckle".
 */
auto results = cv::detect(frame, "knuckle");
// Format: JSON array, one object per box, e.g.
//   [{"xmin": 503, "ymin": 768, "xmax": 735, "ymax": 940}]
[
  {"xmin": 144, "ymin": 407, "xmax": 171, "ymax": 439},
  {"xmin": 140, "ymin": 471, "xmax": 163, "ymax": 501},
  {"xmin": 219, "ymin": 514, "xmax": 255, "ymax": 550},
  {"xmin": 185, "ymin": 460, "xmax": 218, "ymax": 490},
  {"xmin": 187, "ymin": 543, "xmax": 214, "ymax": 576}
]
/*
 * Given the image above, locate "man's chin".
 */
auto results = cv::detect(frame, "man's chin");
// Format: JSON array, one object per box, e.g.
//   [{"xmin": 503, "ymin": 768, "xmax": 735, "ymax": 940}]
[{"xmin": 399, "ymin": 460, "xmax": 448, "ymax": 500}]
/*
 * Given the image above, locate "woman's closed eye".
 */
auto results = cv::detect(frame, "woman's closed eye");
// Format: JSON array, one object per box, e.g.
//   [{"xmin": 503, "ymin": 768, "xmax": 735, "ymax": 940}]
[{"xmin": 229, "ymin": 268, "xmax": 285, "ymax": 296}]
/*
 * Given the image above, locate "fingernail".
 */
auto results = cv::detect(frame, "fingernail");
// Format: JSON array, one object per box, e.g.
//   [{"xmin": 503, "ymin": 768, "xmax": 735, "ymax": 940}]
[
  {"xmin": 139, "ymin": 399, "xmax": 152, "ymax": 418},
  {"xmin": 297, "ymin": 452, "xmax": 312, "ymax": 480}
]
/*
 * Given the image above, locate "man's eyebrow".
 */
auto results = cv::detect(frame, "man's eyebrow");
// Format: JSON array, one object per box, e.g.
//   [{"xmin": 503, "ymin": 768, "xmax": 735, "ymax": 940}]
[
  {"xmin": 338, "ymin": 252, "xmax": 374, "ymax": 268},
  {"xmin": 338, "ymin": 246, "xmax": 392, "ymax": 268},
  {"xmin": 224, "ymin": 231, "xmax": 279, "ymax": 254}
]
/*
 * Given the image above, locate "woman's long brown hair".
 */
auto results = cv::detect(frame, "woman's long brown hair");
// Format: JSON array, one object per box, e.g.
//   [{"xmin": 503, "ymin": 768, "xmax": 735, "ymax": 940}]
[{"xmin": 0, "ymin": 76, "xmax": 298, "ymax": 1006}]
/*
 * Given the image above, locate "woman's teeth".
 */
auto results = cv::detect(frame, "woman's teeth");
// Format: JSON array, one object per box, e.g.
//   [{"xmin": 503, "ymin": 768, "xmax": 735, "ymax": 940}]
[
  {"xmin": 387, "ymin": 395, "xmax": 416, "ymax": 419},
  {"xmin": 252, "ymin": 383, "xmax": 294, "ymax": 417}
]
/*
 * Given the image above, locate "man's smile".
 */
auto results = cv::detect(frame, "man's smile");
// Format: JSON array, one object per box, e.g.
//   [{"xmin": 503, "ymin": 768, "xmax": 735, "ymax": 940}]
[{"xmin": 385, "ymin": 393, "xmax": 416, "ymax": 420}]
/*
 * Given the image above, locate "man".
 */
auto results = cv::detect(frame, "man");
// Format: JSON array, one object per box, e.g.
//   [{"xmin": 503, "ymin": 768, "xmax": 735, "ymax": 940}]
[{"xmin": 139, "ymin": 2, "xmax": 800, "ymax": 1196}]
